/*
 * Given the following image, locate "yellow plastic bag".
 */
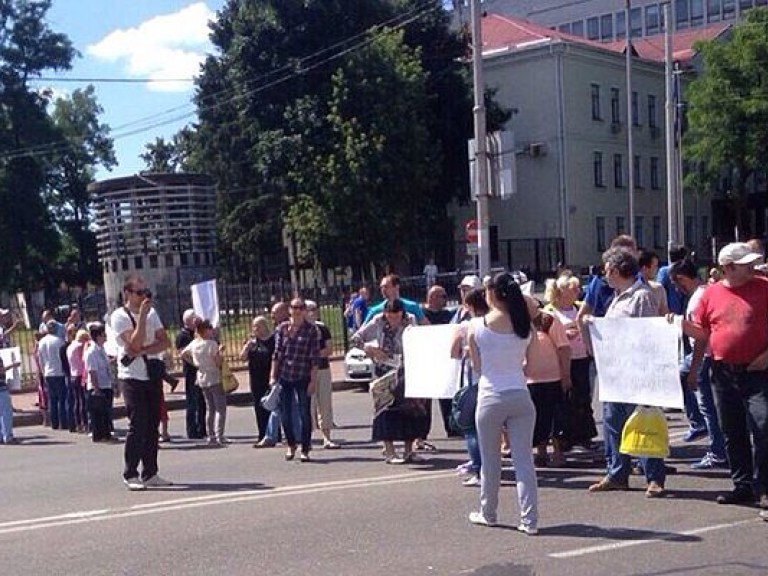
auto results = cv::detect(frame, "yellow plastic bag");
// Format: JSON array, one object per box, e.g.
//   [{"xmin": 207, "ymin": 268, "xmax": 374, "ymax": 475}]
[
  {"xmin": 620, "ymin": 406, "xmax": 669, "ymax": 459},
  {"xmin": 221, "ymin": 357, "xmax": 239, "ymax": 394}
]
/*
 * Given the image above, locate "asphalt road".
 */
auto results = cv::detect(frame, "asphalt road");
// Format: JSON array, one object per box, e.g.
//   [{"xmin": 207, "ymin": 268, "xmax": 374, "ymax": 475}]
[{"xmin": 1, "ymin": 389, "xmax": 766, "ymax": 576}]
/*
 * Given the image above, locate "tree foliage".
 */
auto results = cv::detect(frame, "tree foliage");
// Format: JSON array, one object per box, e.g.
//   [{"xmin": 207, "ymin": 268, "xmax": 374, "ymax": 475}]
[
  {"xmin": 685, "ymin": 8, "xmax": 768, "ymax": 230},
  {"xmin": 0, "ymin": 1, "xmax": 114, "ymax": 291},
  {"xmin": 188, "ymin": 0, "xmax": 483, "ymax": 280}
]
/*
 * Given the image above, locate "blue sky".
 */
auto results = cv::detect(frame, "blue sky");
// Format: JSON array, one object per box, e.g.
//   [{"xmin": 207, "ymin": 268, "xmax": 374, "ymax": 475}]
[{"xmin": 41, "ymin": 1, "xmax": 226, "ymax": 179}]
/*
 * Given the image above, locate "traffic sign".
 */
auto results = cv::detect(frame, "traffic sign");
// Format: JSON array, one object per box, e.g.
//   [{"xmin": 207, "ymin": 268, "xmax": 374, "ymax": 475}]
[{"xmin": 465, "ymin": 219, "xmax": 478, "ymax": 244}]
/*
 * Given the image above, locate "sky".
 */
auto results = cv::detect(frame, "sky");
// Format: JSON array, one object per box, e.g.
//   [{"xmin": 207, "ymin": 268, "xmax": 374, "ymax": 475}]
[{"xmin": 40, "ymin": 0, "xmax": 226, "ymax": 179}]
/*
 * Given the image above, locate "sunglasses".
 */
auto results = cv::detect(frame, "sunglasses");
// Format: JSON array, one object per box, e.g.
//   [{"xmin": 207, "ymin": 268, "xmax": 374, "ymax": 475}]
[
  {"xmin": 290, "ymin": 305, "xmax": 306, "ymax": 310},
  {"xmin": 127, "ymin": 288, "xmax": 152, "ymax": 297}
]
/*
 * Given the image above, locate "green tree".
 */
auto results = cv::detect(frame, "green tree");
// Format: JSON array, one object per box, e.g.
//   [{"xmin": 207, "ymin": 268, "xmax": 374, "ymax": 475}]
[
  {"xmin": 47, "ymin": 85, "xmax": 116, "ymax": 286},
  {"xmin": 140, "ymin": 136, "xmax": 180, "ymax": 173},
  {"xmin": 685, "ymin": 8, "xmax": 768, "ymax": 233},
  {"xmin": 0, "ymin": 0, "xmax": 75, "ymax": 290}
]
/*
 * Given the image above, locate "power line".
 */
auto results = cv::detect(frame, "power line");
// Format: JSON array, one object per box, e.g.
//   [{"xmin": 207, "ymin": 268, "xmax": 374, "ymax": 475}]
[
  {"xmin": 30, "ymin": 77, "xmax": 194, "ymax": 83},
  {"xmin": 1, "ymin": 1, "xmax": 441, "ymax": 163}
]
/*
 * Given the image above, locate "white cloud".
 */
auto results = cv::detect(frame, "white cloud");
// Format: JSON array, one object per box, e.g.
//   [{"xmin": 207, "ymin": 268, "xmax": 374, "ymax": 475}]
[{"xmin": 87, "ymin": 2, "xmax": 215, "ymax": 93}]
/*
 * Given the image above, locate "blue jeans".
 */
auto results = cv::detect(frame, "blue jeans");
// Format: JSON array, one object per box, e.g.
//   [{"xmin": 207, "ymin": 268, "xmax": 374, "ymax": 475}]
[
  {"xmin": 693, "ymin": 356, "xmax": 727, "ymax": 459},
  {"xmin": 711, "ymin": 363, "xmax": 768, "ymax": 495},
  {"xmin": 45, "ymin": 376, "xmax": 68, "ymax": 430},
  {"xmin": 465, "ymin": 429, "xmax": 482, "ymax": 474},
  {"xmin": 0, "ymin": 388, "xmax": 13, "ymax": 442},
  {"xmin": 279, "ymin": 378, "xmax": 312, "ymax": 453},
  {"xmin": 680, "ymin": 355, "xmax": 706, "ymax": 431},
  {"xmin": 603, "ymin": 401, "xmax": 666, "ymax": 485}
]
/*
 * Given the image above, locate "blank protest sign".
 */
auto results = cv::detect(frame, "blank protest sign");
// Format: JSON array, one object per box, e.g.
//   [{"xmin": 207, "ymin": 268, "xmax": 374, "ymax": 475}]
[{"xmin": 403, "ymin": 325, "xmax": 462, "ymax": 399}]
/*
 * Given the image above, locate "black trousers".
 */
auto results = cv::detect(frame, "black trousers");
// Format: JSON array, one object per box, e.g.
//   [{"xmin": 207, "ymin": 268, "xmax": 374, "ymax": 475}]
[
  {"xmin": 529, "ymin": 381, "xmax": 564, "ymax": 447},
  {"xmin": 249, "ymin": 375, "xmax": 271, "ymax": 440},
  {"xmin": 121, "ymin": 378, "xmax": 162, "ymax": 481},
  {"xmin": 88, "ymin": 389, "xmax": 113, "ymax": 441},
  {"xmin": 184, "ymin": 373, "xmax": 207, "ymax": 439}
]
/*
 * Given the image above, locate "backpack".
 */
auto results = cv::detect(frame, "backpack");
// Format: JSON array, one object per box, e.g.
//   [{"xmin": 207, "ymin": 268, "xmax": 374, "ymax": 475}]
[{"xmin": 450, "ymin": 357, "xmax": 477, "ymax": 433}]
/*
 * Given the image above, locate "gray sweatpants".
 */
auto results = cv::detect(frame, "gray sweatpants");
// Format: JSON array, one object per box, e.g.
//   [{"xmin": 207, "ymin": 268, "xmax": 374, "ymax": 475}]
[
  {"xmin": 202, "ymin": 383, "xmax": 227, "ymax": 442},
  {"xmin": 476, "ymin": 389, "xmax": 538, "ymax": 528}
]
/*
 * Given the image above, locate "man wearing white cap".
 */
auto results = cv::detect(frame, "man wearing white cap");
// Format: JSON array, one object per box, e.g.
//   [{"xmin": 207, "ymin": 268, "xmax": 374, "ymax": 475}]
[{"xmin": 683, "ymin": 242, "xmax": 768, "ymax": 512}]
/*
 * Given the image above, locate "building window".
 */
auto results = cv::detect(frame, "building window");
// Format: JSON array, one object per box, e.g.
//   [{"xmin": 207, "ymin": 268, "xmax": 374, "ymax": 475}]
[
  {"xmin": 614, "ymin": 154, "xmax": 624, "ymax": 188},
  {"xmin": 758, "ymin": 0, "xmax": 767, "ymax": 6},
  {"xmin": 646, "ymin": 4, "xmax": 661, "ymax": 34},
  {"xmin": 691, "ymin": 0, "xmax": 705, "ymax": 25},
  {"xmin": 121, "ymin": 258, "xmax": 129, "ymax": 271},
  {"xmin": 632, "ymin": 91, "xmax": 640, "ymax": 125},
  {"xmin": 676, "ymin": 0, "xmax": 690, "ymax": 28},
  {"xmin": 180, "ymin": 253, "xmax": 189, "ymax": 266},
  {"xmin": 723, "ymin": 0, "xmax": 737, "ymax": 18},
  {"xmin": 597, "ymin": 217, "xmax": 607, "ymax": 251},
  {"xmin": 587, "ymin": 16, "xmax": 600, "ymax": 40},
  {"xmin": 149, "ymin": 254, "xmax": 158, "ymax": 269},
  {"xmin": 558, "ymin": 23, "xmax": 572, "ymax": 34},
  {"xmin": 650, "ymin": 157, "xmax": 661, "ymax": 189},
  {"xmin": 616, "ymin": 216, "xmax": 626, "ymax": 236},
  {"xmin": 648, "ymin": 94, "xmax": 658, "ymax": 128},
  {"xmin": 740, "ymin": 0, "xmax": 753, "ymax": 9},
  {"xmin": 635, "ymin": 216, "xmax": 645, "ymax": 248},
  {"xmin": 111, "ymin": 260, "xmax": 117, "ymax": 273},
  {"xmin": 616, "ymin": 11, "xmax": 626, "ymax": 39},
  {"xmin": 630, "ymin": 7, "xmax": 643, "ymax": 37},
  {"xmin": 634, "ymin": 156, "xmax": 642, "ymax": 188},
  {"xmin": 591, "ymin": 84, "xmax": 602, "ymax": 120},
  {"xmin": 571, "ymin": 20, "xmax": 585, "ymax": 36},
  {"xmin": 686, "ymin": 215, "xmax": 696, "ymax": 246},
  {"xmin": 134, "ymin": 256, "xmax": 143, "ymax": 270},
  {"xmin": 708, "ymin": 0, "xmax": 722, "ymax": 21},
  {"xmin": 653, "ymin": 216, "xmax": 662, "ymax": 248},
  {"xmin": 702, "ymin": 215, "xmax": 710, "ymax": 242},
  {"xmin": 611, "ymin": 87, "xmax": 621, "ymax": 124},
  {"xmin": 193, "ymin": 252, "xmax": 200, "ymax": 265},
  {"xmin": 165, "ymin": 254, "xmax": 174, "ymax": 267},
  {"xmin": 594, "ymin": 152, "xmax": 605, "ymax": 187},
  {"xmin": 600, "ymin": 13, "xmax": 613, "ymax": 41}
]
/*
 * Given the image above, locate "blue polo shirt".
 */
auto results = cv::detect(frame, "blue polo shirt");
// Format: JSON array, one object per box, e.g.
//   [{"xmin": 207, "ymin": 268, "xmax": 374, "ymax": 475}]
[
  {"xmin": 364, "ymin": 298, "xmax": 425, "ymax": 323},
  {"xmin": 656, "ymin": 265, "xmax": 685, "ymax": 315},
  {"xmin": 583, "ymin": 275, "xmax": 614, "ymax": 318}
]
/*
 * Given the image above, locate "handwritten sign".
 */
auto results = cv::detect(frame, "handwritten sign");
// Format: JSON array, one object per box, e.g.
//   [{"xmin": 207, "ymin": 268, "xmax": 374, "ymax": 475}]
[
  {"xmin": 191, "ymin": 280, "xmax": 220, "ymax": 328},
  {"xmin": 403, "ymin": 325, "xmax": 462, "ymax": 399},
  {"xmin": 589, "ymin": 318, "xmax": 683, "ymax": 409},
  {"xmin": 0, "ymin": 347, "xmax": 22, "ymax": 391}
]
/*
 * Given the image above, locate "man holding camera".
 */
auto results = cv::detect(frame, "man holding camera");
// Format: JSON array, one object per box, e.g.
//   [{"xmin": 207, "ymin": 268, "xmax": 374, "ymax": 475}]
[{"xmin": 111, "ymin": 275, "xmax": 171, "ymax": 491}]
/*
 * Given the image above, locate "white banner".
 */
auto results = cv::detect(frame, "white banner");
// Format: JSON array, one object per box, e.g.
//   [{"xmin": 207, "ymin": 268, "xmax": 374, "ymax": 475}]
[
  {"xmin": 589, "ymin": 317, "xmax": 683, "ymax": 409},
  {"xmin": 0, "ymin": 347, "xmax": 22, "ymax": 391},
  {"xmin": 403, "ymin": 325, "xmax": 461, "ymax": 399},
  {"xmin": 191, "ymin": 280, "xmax": 220, "ymax": 328}
]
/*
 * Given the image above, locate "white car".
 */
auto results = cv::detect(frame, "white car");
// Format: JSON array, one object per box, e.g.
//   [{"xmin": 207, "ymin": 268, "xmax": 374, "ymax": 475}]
[{"xmin": 344, "ymin": 347, "xmax": 374, "ymax": 383}]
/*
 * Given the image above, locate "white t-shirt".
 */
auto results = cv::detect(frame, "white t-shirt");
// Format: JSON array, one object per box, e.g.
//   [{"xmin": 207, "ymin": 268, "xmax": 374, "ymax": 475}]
[
  {"xmin": 182, "ymin": 338, "xmax": 221, "ymax": 388},
  {"xmin": 84, "ymin": 344, "xmax": 113, "ymax": 391},
  {"xmin": 471, "ymin": 316, "xmax": 530, "ymax": 397},
  {"xmin": 110, "ymin": 307, "xmax": 164, "ymax": 381}
]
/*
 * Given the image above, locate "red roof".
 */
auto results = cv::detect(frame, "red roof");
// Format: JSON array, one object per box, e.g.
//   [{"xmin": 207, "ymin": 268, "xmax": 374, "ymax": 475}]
[{"xmin": 482, "ymin": 12, "xmax": 729, "ymax": 64}]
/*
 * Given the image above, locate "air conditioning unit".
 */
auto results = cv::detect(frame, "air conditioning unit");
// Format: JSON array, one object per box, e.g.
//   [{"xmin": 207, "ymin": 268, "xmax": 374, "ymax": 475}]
[
  {"xmin": 529, "ymin": 142, "xmax": 545, "ymax": 157},
  {"xmin": 611, "ymin": 122, "xmax": 622, "ymax": 134}
]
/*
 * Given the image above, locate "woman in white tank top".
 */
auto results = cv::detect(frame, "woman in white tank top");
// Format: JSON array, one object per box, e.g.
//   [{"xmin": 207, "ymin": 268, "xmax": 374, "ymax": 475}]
[{"xmin": 466, "ymin": 273, "xmax": 539, "ymax": 534}]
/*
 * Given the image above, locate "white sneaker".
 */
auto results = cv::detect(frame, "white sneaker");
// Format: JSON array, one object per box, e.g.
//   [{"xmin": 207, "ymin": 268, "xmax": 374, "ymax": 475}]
[
  {"xmin": 516, "ymin": 523, "xmax": 538, "ymax": 536},
  {"xmin": 123, "ymin": 477, "xmax": 146, "ymax": 491},
  {"xmin": 469, "ymin": 511, "xmax": 496, "ymax": 527},
  {"xmin": 143, "ymin": 475, "xmax": 173, "ymax": 488},
  {"xmin": 462, "ymin": 475, "xmax": 481, "ymax": 487}
]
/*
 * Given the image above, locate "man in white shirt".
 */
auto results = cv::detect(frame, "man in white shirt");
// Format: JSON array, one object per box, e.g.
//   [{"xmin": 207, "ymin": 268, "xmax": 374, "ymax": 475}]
[
  {"xmin": 110, "ymin": 275, "xmax": 171, "ymax": 491},
  {"xmin": 37, "ymin": 320, "xmax": 68, "ymax": 430}
]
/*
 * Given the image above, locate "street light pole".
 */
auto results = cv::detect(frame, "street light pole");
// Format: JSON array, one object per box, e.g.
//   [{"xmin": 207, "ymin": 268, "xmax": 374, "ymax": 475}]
[
  {"xmin": 626, "ymin": 0, "xmax": 636, "ymax": 238},
  {"xmin": 664, "ymin": 2, "xmax": 681, "ymax": 254},
  {"xmin": 470, "ymin": 0, "xmax": 491, "ymax": 278}
]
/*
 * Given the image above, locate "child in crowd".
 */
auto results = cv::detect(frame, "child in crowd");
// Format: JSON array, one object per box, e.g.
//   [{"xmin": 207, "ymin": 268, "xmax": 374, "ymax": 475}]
[{"xmin": 84, "ymin": 323, "xmax": 117, "ymax": 443}]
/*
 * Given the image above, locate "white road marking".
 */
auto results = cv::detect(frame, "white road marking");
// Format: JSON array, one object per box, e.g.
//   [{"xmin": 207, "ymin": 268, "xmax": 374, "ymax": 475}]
[
  {"xmin": 549, "ymin": 519, "xmax": 755, "ymax": 559},
  {"xmin": 0, "ymin": 471, "xmax": 452, "ymax": 536}
]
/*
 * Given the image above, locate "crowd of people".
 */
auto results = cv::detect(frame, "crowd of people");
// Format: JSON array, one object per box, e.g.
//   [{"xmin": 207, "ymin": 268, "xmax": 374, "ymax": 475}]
[{"xmin": 2, "ymin": 239, "xmax": 768, "ymax": 530}]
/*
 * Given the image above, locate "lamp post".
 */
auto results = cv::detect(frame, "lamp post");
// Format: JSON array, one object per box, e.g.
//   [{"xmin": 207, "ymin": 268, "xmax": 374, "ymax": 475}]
[
  {"xmin": 470, "ymin": 0, "xmax": 491, "ymax": 278},
  {"xmin": 664, "ymin": 2, "xmax": 681, "ymax": 254},
  {"xmin": 626, "ymin": 0, "xmax": 636, "ymax": 238}
]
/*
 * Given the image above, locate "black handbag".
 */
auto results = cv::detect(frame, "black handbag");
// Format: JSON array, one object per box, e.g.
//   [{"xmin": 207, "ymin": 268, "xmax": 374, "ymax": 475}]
[{"xmin": 450, "ymin": 357, "xmax": 477, "ymax": 433}]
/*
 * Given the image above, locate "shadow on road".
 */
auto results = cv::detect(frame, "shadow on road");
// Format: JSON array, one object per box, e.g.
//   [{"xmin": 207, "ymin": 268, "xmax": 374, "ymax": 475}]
[
  {"xmin": 539, "ymin": 522, "xmax": 702, "ymax": 543},
  {"xmin": 147, "ymin": 481, "xmax": 270, "ymax": 492}
]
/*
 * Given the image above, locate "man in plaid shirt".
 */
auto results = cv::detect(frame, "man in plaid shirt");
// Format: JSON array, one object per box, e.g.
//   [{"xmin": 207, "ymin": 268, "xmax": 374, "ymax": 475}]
[{"xmin": 270, "ymin": 297, "xmax": 321, "ymax": 462}]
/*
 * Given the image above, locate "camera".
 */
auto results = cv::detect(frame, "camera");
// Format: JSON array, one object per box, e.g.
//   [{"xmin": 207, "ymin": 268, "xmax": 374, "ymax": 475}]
[{"xmin": 120, "ymin": 355, "xmax": 135, "ymax": 367}]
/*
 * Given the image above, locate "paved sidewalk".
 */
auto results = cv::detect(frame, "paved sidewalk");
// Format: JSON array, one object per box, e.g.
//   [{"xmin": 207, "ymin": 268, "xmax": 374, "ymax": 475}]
[{"xmin": 11, "ymin": 358, "xmax": 362, "ymax": 427}]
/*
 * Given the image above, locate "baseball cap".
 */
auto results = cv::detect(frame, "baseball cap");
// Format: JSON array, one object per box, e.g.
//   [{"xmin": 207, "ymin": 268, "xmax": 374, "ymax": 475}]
[
  {"xmin": 459, "ymin": 275, "xmax": 482, "ymax": 289},
  {"xmin": 717, "ymin": 242, "xmax": 763, "ymax": 266}
]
